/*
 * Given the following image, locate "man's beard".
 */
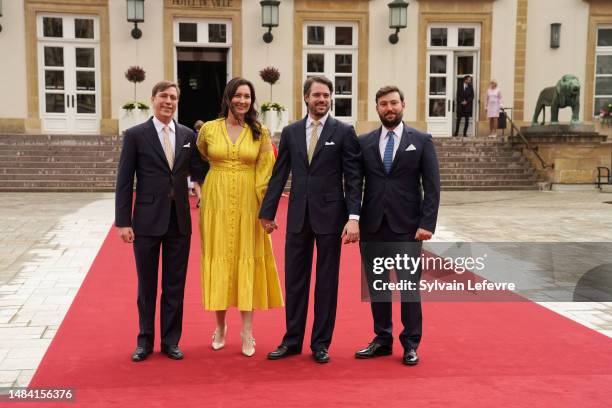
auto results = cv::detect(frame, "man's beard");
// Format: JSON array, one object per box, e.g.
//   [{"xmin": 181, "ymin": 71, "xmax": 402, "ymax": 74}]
[
  {"xmin": 309, "ymin": 103, "xmax": 330, "ymax": 118},
  {"xmin": 379, "ymin": 111, "xmax": 403, "ymax": 128}
]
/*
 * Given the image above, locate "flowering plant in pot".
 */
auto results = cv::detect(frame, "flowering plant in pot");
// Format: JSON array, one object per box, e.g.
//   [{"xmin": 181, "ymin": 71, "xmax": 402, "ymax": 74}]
[
  {"xmin": 259, "ymin": 66, "xmax": 287, "ymax": 132},
  {"xmin": 120, "ymin": 66, "xmax": 150, "ymax": 132},
  {"xmin": 600, "ymin": 103, "xmax": 612, "ymax": 126}
]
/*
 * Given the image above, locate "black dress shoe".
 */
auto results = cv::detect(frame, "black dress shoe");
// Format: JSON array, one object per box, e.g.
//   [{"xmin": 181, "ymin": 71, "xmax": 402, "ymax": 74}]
[
  {"xmin": 355, "ymin": 342, "xmax": 392, "ymax": 359},
  {"xmin": 403, "ymin": 349, "xmax": 419, "ymax": 366},
  {"xmin": 267, "ymin": 344, "xmax": 301, "ymax": 360},
  {"xmin": 131, "ymin": 346, "xmax": 152, "ymax": 362},
  {"xmin": 313, "ymin": 348, "xmax": 330, "ymax": 364},
  {"xmin": 161, "ymin": 345, "xmax": 184, "ymax": 360}
]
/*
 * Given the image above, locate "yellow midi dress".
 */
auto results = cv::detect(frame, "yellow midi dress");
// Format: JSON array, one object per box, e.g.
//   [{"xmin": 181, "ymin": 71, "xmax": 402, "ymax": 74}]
[{"xmin": 197, "ymin": 118, "xmax": 284, "ymax": 311}]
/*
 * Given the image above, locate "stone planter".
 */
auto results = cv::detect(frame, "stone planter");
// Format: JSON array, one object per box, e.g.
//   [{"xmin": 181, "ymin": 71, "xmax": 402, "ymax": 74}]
[
  {"xmin": 262, "ymin": 109, "xmax": 288, "ymax": 133},
  {"xmin": 119, "ymin": 108, "xmax": 151, "ymax": 134}
]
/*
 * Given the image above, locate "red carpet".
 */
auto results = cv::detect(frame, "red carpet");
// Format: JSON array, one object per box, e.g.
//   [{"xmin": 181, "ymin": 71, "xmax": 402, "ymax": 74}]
[{"xmin": 22, "ymin": 197, "xmax": 612, "ymax": 407}]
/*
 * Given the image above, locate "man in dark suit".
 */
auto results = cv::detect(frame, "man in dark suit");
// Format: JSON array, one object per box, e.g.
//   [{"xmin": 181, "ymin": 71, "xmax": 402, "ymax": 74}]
[
  {"xmin": 259, "ymin": 76, "xmax": 362, "ymax": 363},
  {"xmin": 355, "ymin": 86, "xmax": 440, "ymax": 365},
  {"xmin": 115, "ymin": 81, "xmax": 207, "ymax": 362},
  {"xmin": 454, "ymin": 75, "xmax": 474, "ymax": 137}
]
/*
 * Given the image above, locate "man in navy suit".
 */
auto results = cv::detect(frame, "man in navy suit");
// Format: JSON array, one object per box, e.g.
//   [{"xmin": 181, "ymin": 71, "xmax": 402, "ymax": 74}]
[
  {"xmin": 355, "ymin": 86, "xmax": 440, "ymax": 365},
  {"xmin": 454, "ymin": 75, "xmax": 474, "ymax": 137},
  {"xmin": 259, "ymin": 76, "xmax": 362, "ymax": 363},
  {"xmin": 115, "ymin": 81, "xmax": 207, "ymax": 362}
]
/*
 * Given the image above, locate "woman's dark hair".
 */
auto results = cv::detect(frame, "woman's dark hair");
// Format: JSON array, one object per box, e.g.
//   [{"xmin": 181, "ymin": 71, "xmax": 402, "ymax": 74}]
[{"xmin": 219, "ymin": 77, "xmax": 262, "ymax": 140}]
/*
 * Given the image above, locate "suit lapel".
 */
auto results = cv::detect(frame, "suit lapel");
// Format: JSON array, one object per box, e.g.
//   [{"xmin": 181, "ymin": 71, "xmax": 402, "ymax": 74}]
[
  {"xmin": 144, "ymin": 118, "xmax": 171, "ymax": 170},
  {"xmin": 310, "ymin": 115, "xmax": 337, "ymax": 164},
  {"xmin": 173, "ymin": 120, "xmax": 186, "ymax": 172},
  {"xmin": 369, "ymin": 128, "xmax": 385, "ymax": 173},
  {"xmin": 295, "ymin": 117, "xmax": 309, "ymax": 166},
  {"xmin": 390, "ymin": 123, "xmax": 411, "ymax": 174}
]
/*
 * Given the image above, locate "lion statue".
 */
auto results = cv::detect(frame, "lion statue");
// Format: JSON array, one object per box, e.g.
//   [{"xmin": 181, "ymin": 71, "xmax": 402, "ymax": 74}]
[{"xmin": 531, "ymin": 74, "xmax": 580, "ymax": 125}]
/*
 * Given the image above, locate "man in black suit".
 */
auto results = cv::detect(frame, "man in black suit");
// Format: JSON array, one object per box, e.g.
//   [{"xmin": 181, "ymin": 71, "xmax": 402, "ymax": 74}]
[
  {"xmin": 259, "ymin": 76, "xmax": 362, "ymax": 363},
  {"xmin": 355, "ymin": 86, "xmax": 440, "ymax": 365},
  {"xmin": 454, "ymin": 75, "xmax": 474, "ymax": 137},
  {"xmin": 115, "ymin": 81, "xmax": 207, "ymax": 362}
]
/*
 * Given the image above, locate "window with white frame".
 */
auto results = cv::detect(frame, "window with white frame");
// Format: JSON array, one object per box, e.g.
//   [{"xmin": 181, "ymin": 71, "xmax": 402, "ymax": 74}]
[
  {"xmin": 174, "ymin": 19, "xmax": 232, "ymax": 45},
  {"xmin": 428, "ymin": 25, "xmax": 480, "ymax": 49},
  {"xmin": 594, "ymin": 26, "xmax": 612, "ymax": 117},
  {"xmin": 303, "ymin": 22, "xmax": 358, "ymax": 122}
]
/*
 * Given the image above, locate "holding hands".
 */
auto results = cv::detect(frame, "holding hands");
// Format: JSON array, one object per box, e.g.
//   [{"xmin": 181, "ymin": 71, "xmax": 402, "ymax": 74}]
[{"xmin": 260, "ymin": 218, "xmax": 278, "ymax": 234}]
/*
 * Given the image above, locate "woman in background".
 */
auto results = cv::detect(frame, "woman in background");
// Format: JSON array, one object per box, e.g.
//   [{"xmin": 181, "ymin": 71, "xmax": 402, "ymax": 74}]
[{"xmin": 485, "ymin": 80, "xmax": 503, "ymax": 137}]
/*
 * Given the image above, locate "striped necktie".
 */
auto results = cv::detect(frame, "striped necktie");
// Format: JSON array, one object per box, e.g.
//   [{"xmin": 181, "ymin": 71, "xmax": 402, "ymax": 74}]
[
  {"xmin": 383, "ymin": 130, "xmax": 395, "ymax": 174},
  {"xmin": 162, "ymin": 125, "xmax": 174, "ymax": 169},
  {"xmin": 307, "ymin": 120, "xmax": 320, "ymax": 164}
]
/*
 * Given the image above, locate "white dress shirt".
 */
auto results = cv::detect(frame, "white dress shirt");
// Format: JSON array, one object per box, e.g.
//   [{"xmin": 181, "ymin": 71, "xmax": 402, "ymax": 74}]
[
  {"xmin": 152, "ymin": 116, "xmax": 176, "ymax": 152},
  {"xmin": 305, "ymin": 112, "xmax": 329, "ymax": 151},
  {"xmin": 379, "ymin": 122, "xmax": 403, "ymax": 162}
]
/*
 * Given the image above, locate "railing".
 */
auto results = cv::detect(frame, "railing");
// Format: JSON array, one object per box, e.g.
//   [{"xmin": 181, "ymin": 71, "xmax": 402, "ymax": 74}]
[
  {"xmin": 597, "ymin": 166, "xmax": 611, "ymax": 190},
  {"xmin": 502, "ymin": 108, "xmax": 553, "ymax": 170}
]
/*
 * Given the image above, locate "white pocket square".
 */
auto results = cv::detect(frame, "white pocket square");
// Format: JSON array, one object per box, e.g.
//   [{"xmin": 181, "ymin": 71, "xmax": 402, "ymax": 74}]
[
  {"xmin": 325, "ymin": 141, "xmax": 335, "ymax": 146},
  {"xmin": 182, "ymin": 142, "xmax": 191, "ymax": 148},
  {"xmin": 406, "ymin": 144, "xmax": 416, "ymax": 151}
]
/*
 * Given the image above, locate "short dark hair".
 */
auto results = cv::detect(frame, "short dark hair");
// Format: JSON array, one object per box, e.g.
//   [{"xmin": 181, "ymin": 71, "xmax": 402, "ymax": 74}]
[
  {"xmin": 375, "ymin": 86, "xmax": 404, "ymax": 104},
  {"xmin": 303, "ymin": 76, "xmax": 333, "ymax": 96},
  {"xmin": 463, "ymin": 75, "xmax": 472, "ymax": 81},
  {"xmin": 151, "ymin": 81, "xmax": 180, "ymax": 98}
]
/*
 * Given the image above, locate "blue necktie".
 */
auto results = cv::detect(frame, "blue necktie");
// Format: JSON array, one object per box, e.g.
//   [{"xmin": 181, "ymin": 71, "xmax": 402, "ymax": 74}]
[{"xmin": 383, "ymin": 131, "xmax": 395, "ymax": 174}]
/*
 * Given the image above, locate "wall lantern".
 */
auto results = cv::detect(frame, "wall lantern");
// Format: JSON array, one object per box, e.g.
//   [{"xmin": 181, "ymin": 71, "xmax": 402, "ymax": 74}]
[
  {"xmin": 550, "ymin": 23, "xmax": 561, "ymax": 49},
  {"xmin": 260, "ymin": 0, "xmax": 280, "ymax": 43},
  {"xmin": 127, "ymin": 0, "xmax": 144, "ymax": 40},
  {"xmin": 388, "ymin": 0, "xmax": 409, "ymax": 44},
  {"xmin": 0, "ymin": 0, "xmax": 4, "ymax": 33}
]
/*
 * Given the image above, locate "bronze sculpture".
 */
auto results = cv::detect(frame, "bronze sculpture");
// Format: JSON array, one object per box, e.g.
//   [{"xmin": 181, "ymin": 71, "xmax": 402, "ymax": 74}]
[{"xmin": 531, "ymin": 74, "xmax": 580, "ymax": 125}]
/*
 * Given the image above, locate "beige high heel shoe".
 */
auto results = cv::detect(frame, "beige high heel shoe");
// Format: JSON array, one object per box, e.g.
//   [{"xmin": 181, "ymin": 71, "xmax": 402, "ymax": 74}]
[
  {"xmin": 212, "ymin": 326, "xmax": 227, "ymax": 350},
  {"xmin": 241, "ymin": 332, "xmax": 256, "ymax": 357}
]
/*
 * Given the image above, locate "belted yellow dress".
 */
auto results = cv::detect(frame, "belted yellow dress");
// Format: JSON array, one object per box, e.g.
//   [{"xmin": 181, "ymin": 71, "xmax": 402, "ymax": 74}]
[{"xmin": 197, "ymin": 118, "xmax": 284, "ymax": 311}]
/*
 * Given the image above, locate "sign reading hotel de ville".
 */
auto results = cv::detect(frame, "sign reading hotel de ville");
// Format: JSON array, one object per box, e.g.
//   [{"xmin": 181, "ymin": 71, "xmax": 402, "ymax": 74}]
[{"xmin": 170, "ymin": 0, "xmax": 234, "ymax": 7}]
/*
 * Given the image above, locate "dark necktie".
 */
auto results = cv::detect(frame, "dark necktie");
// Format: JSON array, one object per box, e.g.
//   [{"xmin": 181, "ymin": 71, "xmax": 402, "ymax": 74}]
[{"xmin": 383, "ymin": 131, "xmax": 395, "ymax": 174}]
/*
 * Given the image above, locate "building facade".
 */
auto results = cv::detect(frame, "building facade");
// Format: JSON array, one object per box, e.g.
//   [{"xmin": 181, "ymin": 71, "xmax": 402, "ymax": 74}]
[{"xmin": 0, "ymin": 0, "xmax": 611, "ymax": 138}]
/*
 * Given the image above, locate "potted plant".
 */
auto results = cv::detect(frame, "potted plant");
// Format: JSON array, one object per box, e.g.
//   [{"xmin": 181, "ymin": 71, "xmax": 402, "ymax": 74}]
[
  {"xmin": 600, "ymin": 103, "xmax": 612, "ymax": 127},
  {"xmin": 259, "ymin": 66, "xmax": 287, "ymax": 133},
  {"xmin": 119, "ymin": 66, "xmax": 150, "ymax": 132}
]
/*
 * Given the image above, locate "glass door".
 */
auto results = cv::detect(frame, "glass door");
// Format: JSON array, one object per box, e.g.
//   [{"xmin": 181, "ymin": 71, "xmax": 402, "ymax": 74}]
[
  {"xmin": 426, "ymin": 24, "xmax": 480, "ymax": 137},
  {"xmin": 426, "ymin": 51, "xmax": 454, "ymax": 136},
  {"xmin": 38, "ymin": 15, "xmax": 100, "ymax": 134},
  {"xmin": 40, "ymin": 43, "xmax": 68, "ymax": 132}
]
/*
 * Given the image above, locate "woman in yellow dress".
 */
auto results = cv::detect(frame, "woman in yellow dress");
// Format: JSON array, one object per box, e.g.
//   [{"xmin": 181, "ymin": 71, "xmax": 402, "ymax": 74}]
[{"xmin": 197, "ymin": 77, "xmax": 283, "ymax": 357}]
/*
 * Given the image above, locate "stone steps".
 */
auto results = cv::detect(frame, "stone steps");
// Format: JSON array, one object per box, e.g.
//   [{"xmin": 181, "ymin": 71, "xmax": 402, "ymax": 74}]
[
  {"xmin": 0, "ymin": 174, "xmax": 117, "ymax": 181},
  {"xmin": 0, "ymin": 155, "xmax": 119, "ymax": 163},
  {"xmin": 0, "ymin": 180, "xmax": 116, "ymax": 190},
  {"xmin": 0, "ymin": 167, "xmax": 117, "ymax": 175},
  {"xmin": 0, "ymin": 161, "xmax": 118, "ymax": 169},
  {"xmin": 439, "ymin": 168, "xmax": 534, "ymax": 175},
  {"xmin": 441, "ymin": 185, "xmax": 537, "ymax": 191},
  {"xmin": 0, "ymin": 134, "xmax": 539, "ymax": 192},
  {"xmin": 0, "ymin": 134, "xmax": 122, "ymax": 146}
]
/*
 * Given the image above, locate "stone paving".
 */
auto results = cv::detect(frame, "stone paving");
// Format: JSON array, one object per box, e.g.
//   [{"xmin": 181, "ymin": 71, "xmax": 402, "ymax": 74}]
[
  {"xmin": 0, "ymin": 190, "xmax": 611, "ymax": 389},
  {"xmin": 0, "ymin": 193, "xmax": 115, "ymax": 388},
  {"xmin": 434, "ymin": 190, "xmax": 612, "ymax": 338}
]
